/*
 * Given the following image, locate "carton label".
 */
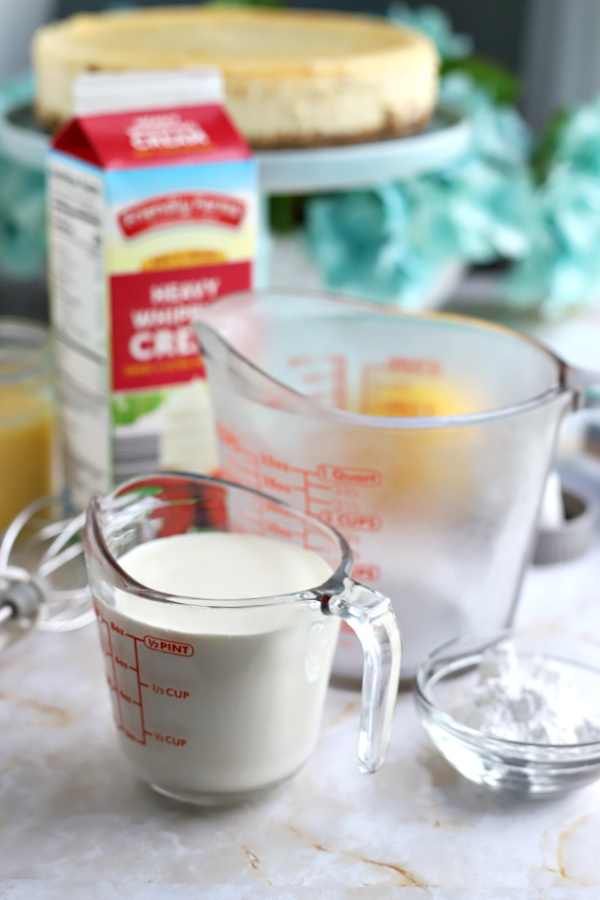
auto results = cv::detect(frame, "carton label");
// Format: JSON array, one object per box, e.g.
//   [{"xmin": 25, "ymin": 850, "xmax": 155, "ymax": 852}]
[
  {"xmin": 126, "ymin": 112, "xmax": 210, "ymax": 154},
  {"xmin": 53, "ymin": 104, "xmax": 250, "ymax": 169},
  {"xmin": 110, "ymin": 261, "xmax": 252, "ymax": 391},
  {"xmin": 118, "ymin": 192, "xmax": 246, "ymax": 237},
  {"xmin": 48, "ymin": 94, "xmax": 257, "ymax": 510}
]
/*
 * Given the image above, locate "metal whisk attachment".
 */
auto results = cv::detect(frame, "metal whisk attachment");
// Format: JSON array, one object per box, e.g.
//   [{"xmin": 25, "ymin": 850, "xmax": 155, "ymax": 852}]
[{"xmin": 0, "ymin": 496, "xmax": 93, "ymax": 651}]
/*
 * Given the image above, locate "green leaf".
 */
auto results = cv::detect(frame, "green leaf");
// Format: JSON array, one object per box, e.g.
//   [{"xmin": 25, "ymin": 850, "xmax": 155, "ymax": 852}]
[
  {"xmin": 269, "ymin": 195, "xmax": 305, "ymax": 233},
  {"xmin": 530, "ymin": 107, "xmax": 572, "ymax": 184},
  {"xmin": 442, "ymin": 54, "xmax": 521, "ymax": 106}
]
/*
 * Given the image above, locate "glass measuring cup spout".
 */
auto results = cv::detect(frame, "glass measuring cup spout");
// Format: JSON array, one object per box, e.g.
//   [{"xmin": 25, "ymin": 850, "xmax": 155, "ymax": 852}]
[
  {"xmin": 193, "ymin": 291, "xmax": 600, "ymax": 681},
  {"xmin": 84, "ymin": 473, "xmax": 401, "ymax": 805}
]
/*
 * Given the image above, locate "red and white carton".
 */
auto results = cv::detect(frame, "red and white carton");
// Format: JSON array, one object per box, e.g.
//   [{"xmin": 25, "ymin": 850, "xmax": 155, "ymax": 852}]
[{"xmin": 47, "ymin": 70, "xmax": 257, "ymax": 509}]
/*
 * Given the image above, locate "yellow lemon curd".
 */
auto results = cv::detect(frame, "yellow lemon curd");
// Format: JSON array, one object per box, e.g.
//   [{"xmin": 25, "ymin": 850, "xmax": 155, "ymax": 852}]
[
  {"xmin": 0, "ymin": 387, "xmax": 55, "ymax": 531},
  {"xmin": 350, "ymin": 377, "xmax": 480, "ymax": 513},
  {"xmin": 358, "ymin": 378, "xmax": 475, "ymax": 419}
]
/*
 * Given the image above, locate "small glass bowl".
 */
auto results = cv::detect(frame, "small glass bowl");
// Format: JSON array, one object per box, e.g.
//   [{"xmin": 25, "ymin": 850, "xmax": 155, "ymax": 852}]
[{"xmin": 414, "ymin": 629, "xmax": 600, "ymax": 796}]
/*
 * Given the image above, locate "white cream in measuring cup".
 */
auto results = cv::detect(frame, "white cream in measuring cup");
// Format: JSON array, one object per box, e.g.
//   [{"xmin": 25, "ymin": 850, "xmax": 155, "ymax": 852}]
[
  {"xmin": 84, "ymin": 473, "xmax": 401, "ymax": 805},
  {"xmin": 106, "ymin": 533, "xmax": 336, "ymax": 798}
]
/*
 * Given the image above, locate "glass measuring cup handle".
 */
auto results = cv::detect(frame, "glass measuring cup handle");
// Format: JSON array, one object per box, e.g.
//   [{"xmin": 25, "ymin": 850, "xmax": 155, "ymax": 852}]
[
  {"xmin": 563, "ymin": 364, "xmax": 600, "ymax": 409},
  {"xmin": 325, "ymin": 579, "xmax": 401, "ymax": 774}
]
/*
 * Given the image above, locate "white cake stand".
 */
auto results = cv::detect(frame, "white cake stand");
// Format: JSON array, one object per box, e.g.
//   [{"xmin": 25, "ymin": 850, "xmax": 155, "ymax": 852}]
[
  {"xmin": 257, "ymin": 105, "xmax": 470, "ymax": 193},
  {"xmin": 0, "ymin": 100, "xmax": 471, "ymax": 191}
]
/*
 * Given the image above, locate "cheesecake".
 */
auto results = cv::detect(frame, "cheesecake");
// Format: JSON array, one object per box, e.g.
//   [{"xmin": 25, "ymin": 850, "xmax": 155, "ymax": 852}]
[{"xmin": 32, "ymin": 6, "xmax": 439, "ymax": 149}]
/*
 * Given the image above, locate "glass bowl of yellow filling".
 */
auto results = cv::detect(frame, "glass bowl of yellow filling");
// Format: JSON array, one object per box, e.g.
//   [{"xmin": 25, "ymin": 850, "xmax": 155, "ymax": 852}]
[{"xmin": 0, "ymin": 317, "xmax": 57, "ymax": 532}]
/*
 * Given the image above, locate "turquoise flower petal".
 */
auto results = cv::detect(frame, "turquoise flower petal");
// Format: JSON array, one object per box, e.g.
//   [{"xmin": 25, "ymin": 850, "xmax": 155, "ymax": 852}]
[{"xmin": 388, "ymin": 3, "xmax": 472, "ymax": 60}]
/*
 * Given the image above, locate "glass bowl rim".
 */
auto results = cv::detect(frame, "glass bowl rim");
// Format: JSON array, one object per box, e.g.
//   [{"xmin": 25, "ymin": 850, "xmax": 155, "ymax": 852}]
[{"xmin": 413, "ymin": 628, "xmax": 600, "ymax": 755}]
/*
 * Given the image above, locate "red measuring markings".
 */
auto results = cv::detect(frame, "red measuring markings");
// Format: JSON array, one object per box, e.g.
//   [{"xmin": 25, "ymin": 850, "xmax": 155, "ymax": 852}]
[
  {"xmin": 352, "ymin": 563, "xmax": 381, "ymax": 582},
  {"xmin": 143, "ymin": 635, "xmax": 194, "ymax": 656},
  {"xmin": 285, "ymin": 353, "xmax": 347, "ymax": 409},
  {"xmin": 217, "ymin": 425, "xmax": 381, "ymax": 519},
  {"xmin": 149, "ymin": 684, "xmax": 190, "ymax": 698},
  {"xmin": 315, "ymin": 464, "xmax": 382, "ymax": 488},
  {"xmin": 319, "ymin": 510, "xmax": 382, "ymax": 533},
  {"xmin": 215, "ymin": 424, "xmax": 383, "ymax": 580},
  {"xmin": 95, "ymin": 605, "xmax": 191, "ymax": 747}
]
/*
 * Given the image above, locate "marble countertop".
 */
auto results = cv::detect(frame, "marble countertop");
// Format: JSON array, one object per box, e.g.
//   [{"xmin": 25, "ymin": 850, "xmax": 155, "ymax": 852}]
[{"xmin": 2, "ymin": 454, "xmax": 600, "ymax": 900}]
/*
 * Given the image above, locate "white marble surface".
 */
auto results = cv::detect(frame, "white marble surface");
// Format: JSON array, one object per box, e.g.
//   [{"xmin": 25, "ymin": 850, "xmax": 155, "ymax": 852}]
[{"xmin": 2, "ymin": 455, "xmax": 600, "ymax": 899}]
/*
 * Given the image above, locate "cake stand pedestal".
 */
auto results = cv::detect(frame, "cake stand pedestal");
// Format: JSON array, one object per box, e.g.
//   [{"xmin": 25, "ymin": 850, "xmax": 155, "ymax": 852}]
[{"xmin": 254, "ymin": 105, "xmax": 471, "ymax": 287}]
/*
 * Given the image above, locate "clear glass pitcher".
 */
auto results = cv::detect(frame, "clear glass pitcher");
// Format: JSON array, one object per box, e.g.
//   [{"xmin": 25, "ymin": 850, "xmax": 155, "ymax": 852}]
[
  {"xmin": 193, "ymin": 290, "xmax": 599, "ymax": 678},
  {"xmin": 84, "ymin": 472, "xmax": 401, "ymax": 805}
]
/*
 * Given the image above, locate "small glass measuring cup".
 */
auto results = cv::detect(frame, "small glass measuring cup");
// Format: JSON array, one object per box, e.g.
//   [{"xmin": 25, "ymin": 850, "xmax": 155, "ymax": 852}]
[{"xmin": 84, "ymin": 472, "xmax": 401, "ymax": 806}]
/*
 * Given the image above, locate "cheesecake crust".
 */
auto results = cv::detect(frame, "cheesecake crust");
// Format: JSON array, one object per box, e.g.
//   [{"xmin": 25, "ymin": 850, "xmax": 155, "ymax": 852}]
[{"xmin": 247, "ymin": 113, "xmax": 433, "ymax": 151}]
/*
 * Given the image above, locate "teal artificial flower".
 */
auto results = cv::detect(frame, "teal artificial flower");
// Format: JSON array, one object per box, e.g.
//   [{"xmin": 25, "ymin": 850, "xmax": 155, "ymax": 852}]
[
  {"xmin": 387, "ymin": 3, "xmax": 472, "ymax": 60},
  {"xmin": 0, "ymin": 160, "xmax": 46, "ymax": 278},
  {"xmin": 305, "ymin": 188, "xmax": 434, "ymax": 308},
  {"xmin": 506, "ymin": 165, "xmax": 600, "ymax": 314},
  {"xmin": 406, "ymin": 73, "xmax": 534, "ymax": 265},
  {"xmin": 439, "ymin": 72, "xmax": 531, "ymax": 166},
  {"xmin": 507, "ymin": 94, "xmax": 600, "ymax": 314},
  {"xmin": 551, "ymin": 98, "xmax": 600, "ymax": 176},
  {"xmin": 0, "ymin": 74, "xmax": 47, "ymax": 279},
  {"xmin": 305, "ymin": 68, "xmax": 534, "ymax": 308}
]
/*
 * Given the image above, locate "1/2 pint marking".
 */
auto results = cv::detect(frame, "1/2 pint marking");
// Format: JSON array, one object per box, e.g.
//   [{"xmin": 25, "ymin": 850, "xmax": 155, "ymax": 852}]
[{"xmin": 143, "ymin": 635, "xmax": 194, "ymax": 656}]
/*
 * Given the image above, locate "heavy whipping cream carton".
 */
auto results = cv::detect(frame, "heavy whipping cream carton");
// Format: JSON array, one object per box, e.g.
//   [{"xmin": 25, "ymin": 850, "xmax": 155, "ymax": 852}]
[{"xmin": 47, "ymin": 71, "xmax": 257, "ymax": 509}]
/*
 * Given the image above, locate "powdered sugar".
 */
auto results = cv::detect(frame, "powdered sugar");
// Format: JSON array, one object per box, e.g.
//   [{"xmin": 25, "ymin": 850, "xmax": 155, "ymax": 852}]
[{"xmin": 450, "ymin": 641, "xmax": 600, "ymax": 745}]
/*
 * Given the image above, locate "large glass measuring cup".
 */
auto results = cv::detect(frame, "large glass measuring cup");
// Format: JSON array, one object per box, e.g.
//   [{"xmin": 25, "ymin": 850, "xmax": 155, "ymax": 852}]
[
  {"xmin": 194, "ymin": 290, "xmax": 599, "ymax": 678},
  {"xmin": 84, "ymin": 472, "xmax": 401, "ymax": 805}
]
